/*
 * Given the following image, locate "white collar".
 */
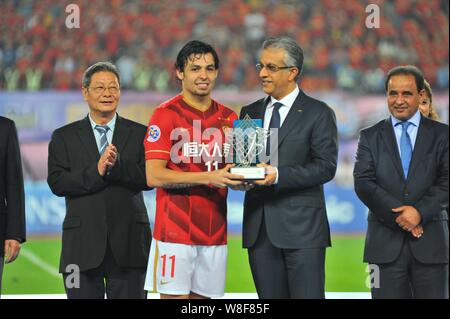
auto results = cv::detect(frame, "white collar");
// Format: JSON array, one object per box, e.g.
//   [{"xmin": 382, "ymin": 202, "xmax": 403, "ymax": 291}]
[
  {"xmin": 269, "ymin": 86, "xmax": 299, "ymax": 109},
  {"xmin": 390, "ymin": 109, "xmax": 421, "ymax": 128},
  {"xmin": 89, "ymin": 113, "xmax": 117, "ymax": 130}
]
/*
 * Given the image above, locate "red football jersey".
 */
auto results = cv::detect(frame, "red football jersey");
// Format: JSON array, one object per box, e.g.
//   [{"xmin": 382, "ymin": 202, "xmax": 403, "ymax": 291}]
[{"xmin": 144, "ymin": 94, "xmax": 237, "ymax": 245}]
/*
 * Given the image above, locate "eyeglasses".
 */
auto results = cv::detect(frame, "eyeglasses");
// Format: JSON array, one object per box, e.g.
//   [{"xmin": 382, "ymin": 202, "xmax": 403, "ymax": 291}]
[
  {"xmin": 256, "ymin": 63, "xmax": 295, "ymax": 73},
  {"xmin": 88, "ymin": 86, "xmax": 120, "ymax": 95}
]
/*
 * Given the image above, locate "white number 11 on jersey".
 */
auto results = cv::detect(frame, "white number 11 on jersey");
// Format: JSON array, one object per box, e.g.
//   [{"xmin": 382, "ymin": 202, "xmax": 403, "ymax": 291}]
[{"xmin": 205, "ymin": 161, "xmax": 219, "ymax": 172}]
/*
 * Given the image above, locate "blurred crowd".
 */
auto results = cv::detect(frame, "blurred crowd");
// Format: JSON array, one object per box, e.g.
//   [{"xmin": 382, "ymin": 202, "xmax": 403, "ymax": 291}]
[{"xmin": 0, "ymin": 0, "xmax": 448, "ymax": 92}]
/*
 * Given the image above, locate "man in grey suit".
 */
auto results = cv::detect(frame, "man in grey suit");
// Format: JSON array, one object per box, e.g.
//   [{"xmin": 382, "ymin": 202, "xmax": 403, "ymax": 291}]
[
  {"xmin": 238, "ymin": 37, "xmax": 338, "ymax": 299},
  {"xmin": 354, "ymin": 65, "xmax": 448, "ymax": 299}
]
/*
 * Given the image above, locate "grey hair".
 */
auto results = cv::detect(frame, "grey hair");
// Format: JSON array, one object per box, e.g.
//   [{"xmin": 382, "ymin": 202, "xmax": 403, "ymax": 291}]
[
  {"xmin": 262, "ymin": 37, "xmax": 304, "ymax": 81},
  {"xmin": 82, "ymin": 61, "xmax": 120, "ymax": 88}
]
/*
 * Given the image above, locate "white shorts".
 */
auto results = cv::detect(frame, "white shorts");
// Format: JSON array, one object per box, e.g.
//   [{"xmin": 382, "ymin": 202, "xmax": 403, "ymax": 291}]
[{"xmin": 144, "ymin": 239, "xmax": 227, "ymax": 298}]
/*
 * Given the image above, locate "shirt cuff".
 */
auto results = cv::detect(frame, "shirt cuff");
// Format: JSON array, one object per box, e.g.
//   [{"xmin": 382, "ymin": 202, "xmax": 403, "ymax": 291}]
[{"xmin": 273, "ymin": 167, "xmax": 279, "ymax": 184}]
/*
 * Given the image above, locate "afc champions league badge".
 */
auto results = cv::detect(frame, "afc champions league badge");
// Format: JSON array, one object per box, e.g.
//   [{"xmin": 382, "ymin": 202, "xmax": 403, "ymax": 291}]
[{"xmin": 147, "ymin": 125, "xmax": 161, "ymax": 142}]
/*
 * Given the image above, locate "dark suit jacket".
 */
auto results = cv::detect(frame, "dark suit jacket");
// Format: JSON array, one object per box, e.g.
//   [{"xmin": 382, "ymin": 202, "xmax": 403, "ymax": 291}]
[
  {"xmin": 47, "ymin": 115, "xmax": 151, "ymax": 273},
  {"xmin": 240, "ymin": 89, "xmax": 338, "ymax": 249},
  {"xmin": 354, "ymin": 115, "xmax": 449, "ymax": 264},
  {"xmin": 0, "ymin": 117, "xmax": 26, "ymax": 257}
]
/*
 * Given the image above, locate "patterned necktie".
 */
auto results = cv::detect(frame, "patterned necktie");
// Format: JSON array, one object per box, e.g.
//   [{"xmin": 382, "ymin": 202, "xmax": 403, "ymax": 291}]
[
  {"xmin": 397, "ymin": 121, "xmax": 413, "ymax": 179},
  {"xmin": 95, "ymin": 125, "xmax": 110, "ymax": 155},
  {"xmin": 266, "ymin": 102, "xmax": 283, "ymax": 156}
]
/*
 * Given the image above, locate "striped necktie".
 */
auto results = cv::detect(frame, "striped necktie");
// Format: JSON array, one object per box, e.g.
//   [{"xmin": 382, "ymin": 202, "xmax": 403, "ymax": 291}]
[{"xmin": 95, "ymin": 125, "xmax": 110, "ymax": 155}]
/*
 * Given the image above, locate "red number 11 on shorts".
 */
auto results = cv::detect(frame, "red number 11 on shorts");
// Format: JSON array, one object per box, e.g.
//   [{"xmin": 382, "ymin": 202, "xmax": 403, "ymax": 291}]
[{"xmin": 161, "ymin": 254, "xmax": 176, "ymax": 278}]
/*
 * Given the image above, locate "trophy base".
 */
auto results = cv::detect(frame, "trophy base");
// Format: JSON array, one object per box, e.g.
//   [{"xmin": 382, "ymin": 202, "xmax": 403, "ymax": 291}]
[{"xmin": 230, "ymin": 167, "xmax": 265, "ymax": 180}]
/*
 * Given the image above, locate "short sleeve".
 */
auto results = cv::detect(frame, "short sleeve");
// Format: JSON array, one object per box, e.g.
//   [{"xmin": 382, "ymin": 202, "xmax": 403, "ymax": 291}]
[{"xmin": 144, "ymin": 108, "xmax": 174, "ymax": 161}]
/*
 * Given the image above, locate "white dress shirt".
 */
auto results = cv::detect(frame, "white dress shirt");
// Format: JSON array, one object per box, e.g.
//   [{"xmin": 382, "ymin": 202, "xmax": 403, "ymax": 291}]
[{"xmin": 263, "ymin": 86, "xmax": 300, "ymax": 184}]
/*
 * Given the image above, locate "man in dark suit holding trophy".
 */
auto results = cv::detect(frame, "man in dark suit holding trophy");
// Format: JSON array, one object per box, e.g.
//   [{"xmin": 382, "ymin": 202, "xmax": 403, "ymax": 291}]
[{"xmin": 238, "ymin": 37, "xmax": 338, "ymax": 299}]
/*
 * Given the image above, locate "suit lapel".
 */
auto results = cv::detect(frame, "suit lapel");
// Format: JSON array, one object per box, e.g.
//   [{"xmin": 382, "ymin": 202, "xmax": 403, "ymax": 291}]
[
  {"xmin": 268, "ymin": 91, "xmax": 305, "ymax": 158},
  {"xmin": 407, "ymin": 115, "xmax": 430, "ymax": 180},
  {"xmin": 77, "ymin": 116, "xmax": 100, "ymax": 161},
  {"xmin": 112, "ymin": 115, "xmax": 131, "ymax": 154},
  {"xmin": 381, "ymin": 118, "xmax": 404, "ymax": 179},
  {"xmin": 249, "ymin": 96, "xmax": 269, "ymax": 123},
  {"xmin": 277, "ymin": 91, "xmax": 304, "ymax": 146}
]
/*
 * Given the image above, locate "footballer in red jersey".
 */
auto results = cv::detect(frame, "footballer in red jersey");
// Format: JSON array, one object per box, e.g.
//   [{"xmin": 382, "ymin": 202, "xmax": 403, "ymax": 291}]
[
  {"xmin": 143, "ymin": 40, "xmax": 245, "ymax": 299},
  {"xmin": 144, "ymin": 94, "xmax": 238, "ymax": 246}
]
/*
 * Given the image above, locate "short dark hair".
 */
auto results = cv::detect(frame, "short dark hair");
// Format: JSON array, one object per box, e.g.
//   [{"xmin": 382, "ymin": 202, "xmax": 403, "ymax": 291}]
[
  {"xmin": 384, "ymin": 65, "xmax": 425, "ymax": 92},
  {"xmin": 175, "ymin": 40, "xmax": 219, "ymax": 71},
  {"xmin": 82, "ymin": 61, "xmax": 120, "ymax": 87},
  {"xmin": 262, "ymin": 37, "xmax": 304, "ymax": 81}
]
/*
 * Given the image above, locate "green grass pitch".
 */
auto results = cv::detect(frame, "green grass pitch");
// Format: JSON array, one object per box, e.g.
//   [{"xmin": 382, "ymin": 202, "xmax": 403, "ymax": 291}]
[{"xmin": 2, "ymin": 234, "xmax": 369, "ymax": 294}]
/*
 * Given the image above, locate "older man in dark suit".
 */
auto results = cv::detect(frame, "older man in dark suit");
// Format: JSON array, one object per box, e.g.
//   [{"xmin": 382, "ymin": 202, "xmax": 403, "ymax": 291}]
[
  {"xmin": 238, "ymin": 37, "xmax": 338, "ymax": 299},
  {"xmin": 0, "ymin": 116, "xmax": 26, "ymax": 295},
  {"xmin": 47, "ymin": 62, "xmax": 151, "ymax": 299},
  {"xmin": 354, "ymin": 65, "xmax": 449, "ymax": 299}
]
